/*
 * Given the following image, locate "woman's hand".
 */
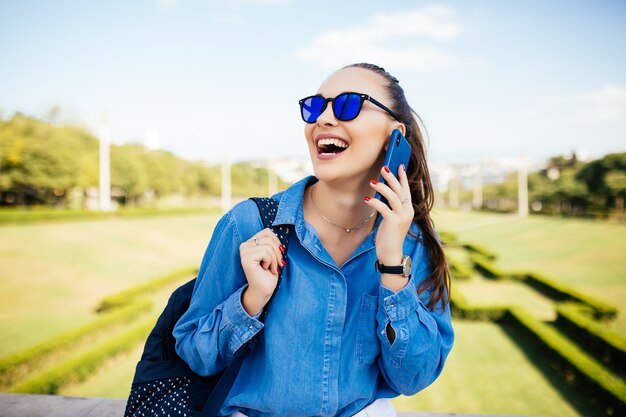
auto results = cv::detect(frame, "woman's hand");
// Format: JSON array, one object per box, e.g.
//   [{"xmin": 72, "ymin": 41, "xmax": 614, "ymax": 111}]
[
  {"xmin": 239, "ymin": 228, "xmax": 286, "ymax": 315},
  {"xmin": 364, "ymin": 164, "xmax": 414, "ymax": 268}
]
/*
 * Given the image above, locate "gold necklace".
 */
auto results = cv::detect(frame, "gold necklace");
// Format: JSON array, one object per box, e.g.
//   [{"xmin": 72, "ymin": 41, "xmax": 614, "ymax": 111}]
[{"xmin": 310, "ymin": 186, "xmax": 376, "ymax": 233}]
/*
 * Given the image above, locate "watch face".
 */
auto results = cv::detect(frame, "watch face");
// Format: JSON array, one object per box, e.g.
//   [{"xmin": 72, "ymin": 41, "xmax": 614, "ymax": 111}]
[{"xmin": 403, "ymin": 256, "xmax": 412, "ymax": 277}]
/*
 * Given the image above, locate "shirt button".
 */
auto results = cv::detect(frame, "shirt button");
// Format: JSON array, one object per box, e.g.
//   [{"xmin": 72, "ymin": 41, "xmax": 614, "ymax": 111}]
[
  {"xmin": 390, "ymin": 304, "xmax": 395, "ymax": 308},
  {"xmin": 381, "ymin": 330, "xmax": 385, "ymax": 335}
]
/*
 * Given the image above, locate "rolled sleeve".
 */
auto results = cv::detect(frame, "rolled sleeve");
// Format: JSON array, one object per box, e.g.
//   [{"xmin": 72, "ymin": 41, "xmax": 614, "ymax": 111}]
[{"xmin": 220, "ymin": 285, "xmax": 264, "ymax": 354}]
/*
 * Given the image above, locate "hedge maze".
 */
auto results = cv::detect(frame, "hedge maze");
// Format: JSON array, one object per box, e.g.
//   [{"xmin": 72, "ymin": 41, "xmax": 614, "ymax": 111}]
[{"xmin": 445, "ymin": 232, "xmax": 626, "ymax": 416}]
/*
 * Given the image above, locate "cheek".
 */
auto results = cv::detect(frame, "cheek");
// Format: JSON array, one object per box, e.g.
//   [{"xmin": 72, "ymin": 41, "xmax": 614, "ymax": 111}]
[{"xmin": 304, "ymin": 124, "xmax": 314, "ymax": 141}]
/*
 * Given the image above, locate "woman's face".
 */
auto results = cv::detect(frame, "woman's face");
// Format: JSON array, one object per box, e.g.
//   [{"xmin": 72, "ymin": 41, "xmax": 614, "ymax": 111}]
[{"xmin": 304, "ymin": 67, "xmax": 401, "ymax": 184}]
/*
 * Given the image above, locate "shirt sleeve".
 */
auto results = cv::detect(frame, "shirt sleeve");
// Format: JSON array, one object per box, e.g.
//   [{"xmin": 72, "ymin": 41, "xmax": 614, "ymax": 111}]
[
  {"xmin": 375, "ymin": 234, "xmax": 455, "ymax": 396},
  {"xmin": 173, "ymin": 209, "xmax": 264, "ymax": 376}
]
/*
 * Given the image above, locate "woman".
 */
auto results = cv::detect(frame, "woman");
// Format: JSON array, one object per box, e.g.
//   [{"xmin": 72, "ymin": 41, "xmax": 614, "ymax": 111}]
[{"xmin": 173, "ymin": 63, "xmax": 454, "ymax": 417}]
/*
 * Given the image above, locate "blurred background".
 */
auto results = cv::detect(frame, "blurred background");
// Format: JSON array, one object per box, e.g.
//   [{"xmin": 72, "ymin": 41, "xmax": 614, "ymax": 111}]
[{"xmin": 1, "ymin": 1, "xmax": 625, "ymax": 416}]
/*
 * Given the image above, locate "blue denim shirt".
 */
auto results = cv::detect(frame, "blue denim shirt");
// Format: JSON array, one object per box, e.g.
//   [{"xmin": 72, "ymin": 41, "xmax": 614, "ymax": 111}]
[{"xmin": 173, "ymin": 175, "xmax": 454, "ymax": 417}]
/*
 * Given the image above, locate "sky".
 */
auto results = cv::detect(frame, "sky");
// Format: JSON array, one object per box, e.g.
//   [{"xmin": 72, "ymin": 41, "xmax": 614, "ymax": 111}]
[{"xmin": 1, "ymin": 0, "xmax": 625, "ymax": 166}]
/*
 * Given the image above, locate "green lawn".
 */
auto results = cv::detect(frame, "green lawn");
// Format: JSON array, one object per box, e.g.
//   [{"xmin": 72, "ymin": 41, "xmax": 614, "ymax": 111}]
[{"xmin": 393, "ymin": 320, "xmax": 596, "ymax": 416}]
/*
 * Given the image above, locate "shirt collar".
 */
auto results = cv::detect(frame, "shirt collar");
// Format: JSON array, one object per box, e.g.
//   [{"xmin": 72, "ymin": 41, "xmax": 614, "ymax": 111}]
[{"xmin": 272, "ymin": 175, "xmax": 318, "ymax": 226}]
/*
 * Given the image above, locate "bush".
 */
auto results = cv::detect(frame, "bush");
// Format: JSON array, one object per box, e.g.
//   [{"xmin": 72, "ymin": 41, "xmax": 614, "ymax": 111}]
[
  {"xmin": 504, "ymin": 307, "xmax": 626, "ymax": 416},
  {"xmin": 447, "ymin": 255, "xmax": 473, "ymax": 280},
  {"xmin": 97, "ymin": 267, "xmax": 197, "ymax": 312},
  {"xmin": 437, "ymin": 230, "xmax": 458, "ymax": 246},
  {"xmin": 0, "ymin": 206, "xmax": 216, "ymax": 225},
  {"xmin": 449, "ymin": 288, "xmax": 509, "ymax": 321},
  {"xmin": 9, "ymin": 315, "xmax": 157, "ymax": 394},
  {"xmin": 522, "ymin": 272, "xmax": 618, "ymax": 320},
  {"xmin": 469, "ymin": 254, "xmax": 507, "ymax": 279},
  {"xmin": 462, "ymin": 242, "xmax": 497, "ymax": 260},
  {"xmin": 0, "ymin": 301, "xmax": 151, "ymax": 390},
  {"xmin": 556, "ymin": 303, "xmax": 626, "ymax": 374}
]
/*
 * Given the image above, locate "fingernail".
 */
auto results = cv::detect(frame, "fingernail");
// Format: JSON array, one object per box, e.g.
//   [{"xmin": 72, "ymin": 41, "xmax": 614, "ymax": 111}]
[
  {"xmin": 281, "ymin": 259, "xmax": 287, "ymax": 266},
  {"xmin": 400, "ymin": 164, "xmax": 405, "ymax": 171},
  {"xmin": 364, "ymin": 196, "xmax": 371, "ymax": 201},
  {"xmin": 279, "ymin": 245, "xmax": 285, "ymax": 253},
  {"xmin": 370, "ymin": 178, "xmax": 378, "ymax": 185},
  {"xmin": 384, "ymin": 166, "xmax": 390, "ymax": 173}
]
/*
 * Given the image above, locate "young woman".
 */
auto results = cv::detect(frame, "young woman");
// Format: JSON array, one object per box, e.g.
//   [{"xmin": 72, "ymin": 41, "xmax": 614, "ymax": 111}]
[{"xmin": 173, "ymin": 63, "xmax": 454, "ymax": 417}]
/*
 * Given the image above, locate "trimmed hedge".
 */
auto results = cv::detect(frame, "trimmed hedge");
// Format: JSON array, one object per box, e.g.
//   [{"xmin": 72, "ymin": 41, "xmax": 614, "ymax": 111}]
[
  {"xmin": 556, "ymin": 303, "xmax": 626, "ymax": 374},
  {"xmin": 9, "ymin": 315, "xmax": 158, "ymax": 395},
  {"xmin": 521, "ymin": 272, "xmax": 617, "ymax": 320},
  {"xmin": 469, "ymin": 254, "xmax": 507, "ymax": 279},
  {"xmin": 447, "ymin": 255, "xmax": 473, "ymax": 280},
  {"xmin": 97, "ymin": 266, "xmax": 197, "ymax": 312},
  {"xmin": 449, "ymin": 288, "xmax": 509, "ymax": 321},
  {"xmin": 437, "ymin": 230, "xmax": 458, "ymax": 246},
  {"xmin": 463, "ymin": 251, "xmax": 617, "ymax": 320},
  {"xmin": 504, "ymin": 307, "xmax": 626, "ymax": 416},
  {"xmin": 0, "ymin": 300, "xmax": 151, "ymax": 390},
  {"xmin": 0, "ymin": 206, "xmax": 218, "ymax": 226},
  {"xmin": 461, "ymin": 242, "xmax": 497, "ymax": 260}
]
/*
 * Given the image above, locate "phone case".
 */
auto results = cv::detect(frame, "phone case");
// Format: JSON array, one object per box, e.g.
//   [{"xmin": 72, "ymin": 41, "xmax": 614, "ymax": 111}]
[{"xmin": 374, "ymin": 129, "xmax": 411, "ymax": 208}]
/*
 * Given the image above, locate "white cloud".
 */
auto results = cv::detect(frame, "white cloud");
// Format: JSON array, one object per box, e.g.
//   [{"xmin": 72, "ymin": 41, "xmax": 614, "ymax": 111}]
[
  {"xmin": 579, "ymin": 85, "xmax": 626, "ymax": 121},
  {"xmin": 296, "ymin": 5, "xmax": 460, "ymax": 71}
]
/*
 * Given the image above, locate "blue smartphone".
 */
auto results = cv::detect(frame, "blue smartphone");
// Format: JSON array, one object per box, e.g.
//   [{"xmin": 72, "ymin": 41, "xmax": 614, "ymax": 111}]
[{"xmin": 375, "ymin": 129, "xmax": 412, "ymax": 208}]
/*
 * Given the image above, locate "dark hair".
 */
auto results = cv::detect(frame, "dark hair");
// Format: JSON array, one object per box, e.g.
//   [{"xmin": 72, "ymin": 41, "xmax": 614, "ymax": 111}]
[{"xmin": 344, "ymin": 62, "xmax": 451, "ymax": 311}]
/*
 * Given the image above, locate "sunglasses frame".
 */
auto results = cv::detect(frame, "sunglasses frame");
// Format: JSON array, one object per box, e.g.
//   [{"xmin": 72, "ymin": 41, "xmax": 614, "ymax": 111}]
[{"xmin": 299, "ymin": 92, "xmax": 401, "ymax": 123}]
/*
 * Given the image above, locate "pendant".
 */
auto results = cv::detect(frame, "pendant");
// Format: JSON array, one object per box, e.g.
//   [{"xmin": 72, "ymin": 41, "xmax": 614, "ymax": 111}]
[{"xmin": 345, "ymin": 228, "xmax": 352, "ymax": 233}]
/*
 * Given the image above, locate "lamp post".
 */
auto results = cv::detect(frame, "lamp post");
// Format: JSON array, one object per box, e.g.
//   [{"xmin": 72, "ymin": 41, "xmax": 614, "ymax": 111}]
[
  {"xmin": 518, "ymin": 155, "xmax": 529, "ymax": 217},
  {"xmin": 98, "ymin": 121, "xmax": 111, "ymax": 212}
]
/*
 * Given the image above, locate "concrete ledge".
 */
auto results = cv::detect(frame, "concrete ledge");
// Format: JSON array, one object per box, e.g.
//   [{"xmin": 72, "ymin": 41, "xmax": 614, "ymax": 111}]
[{"xmin": 0, "ymin": 393, "xmax": 519, "ymax": 417}]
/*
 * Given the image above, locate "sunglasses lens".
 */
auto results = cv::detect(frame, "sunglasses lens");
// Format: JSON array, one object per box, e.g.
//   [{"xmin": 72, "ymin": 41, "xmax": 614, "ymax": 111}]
[
  {"xmin": 300, "ymin": 96, "xmax": 326, "ymax": 123},
  {"xmin": 333, "ymin": 93, "xmax": 362, "ymax": 121}
]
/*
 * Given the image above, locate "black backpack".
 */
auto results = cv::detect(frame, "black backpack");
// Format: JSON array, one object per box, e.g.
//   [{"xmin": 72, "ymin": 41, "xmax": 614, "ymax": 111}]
[{"xmin": 124, "ymin": 197, "xmax": 290, "ymax": 417}]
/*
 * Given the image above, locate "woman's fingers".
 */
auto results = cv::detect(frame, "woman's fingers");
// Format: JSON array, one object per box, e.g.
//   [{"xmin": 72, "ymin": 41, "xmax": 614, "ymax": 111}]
[
  {"xmin": 369, "ymin": 167, "xmax": 405, "ymax": 212},
  {"xmin": 247, "ymin": 228, "xmax": 285, "ymax": 275}
]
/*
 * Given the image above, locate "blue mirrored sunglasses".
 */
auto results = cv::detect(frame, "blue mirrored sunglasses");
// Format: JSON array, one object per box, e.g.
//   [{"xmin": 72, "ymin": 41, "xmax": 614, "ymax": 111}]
[{"xmin": 299, "ymin": 92, "xmax": 401, "ymax": 123}]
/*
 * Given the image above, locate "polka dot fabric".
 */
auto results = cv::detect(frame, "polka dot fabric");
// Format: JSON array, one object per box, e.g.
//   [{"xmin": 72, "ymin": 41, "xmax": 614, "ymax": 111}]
[
  {"xmin": 124, "ymin": 198, "xmax": 289, "ymax": 417},
  {"xmin": 124, "ymin": 376, "xmax": 191, "ymax": 417}
]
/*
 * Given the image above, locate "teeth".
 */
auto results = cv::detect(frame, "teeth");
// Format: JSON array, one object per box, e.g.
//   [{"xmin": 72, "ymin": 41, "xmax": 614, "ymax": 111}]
[{"xmin": 317, "ymin": 138, "xmax": 348, "ymax": 148}]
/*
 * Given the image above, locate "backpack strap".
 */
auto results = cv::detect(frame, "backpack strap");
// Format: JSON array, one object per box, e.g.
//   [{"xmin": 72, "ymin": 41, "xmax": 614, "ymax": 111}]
[{"xmin": 201, "ymin": 197, "xmax": 289, "ymax": 416}]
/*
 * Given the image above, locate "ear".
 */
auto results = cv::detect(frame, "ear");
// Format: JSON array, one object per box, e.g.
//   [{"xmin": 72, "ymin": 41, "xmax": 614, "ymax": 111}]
[
  {"xmin": 396, "ymin": 123, "xmax": 407, "ymax": 137},
  {"xmin": 384, "ymin": 124, "xmax": 407, "ymax": 151}
]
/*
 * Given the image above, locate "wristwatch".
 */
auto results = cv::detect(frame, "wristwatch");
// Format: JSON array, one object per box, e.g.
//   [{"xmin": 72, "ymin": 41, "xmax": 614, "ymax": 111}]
[{"xmin": 375, "ymin": 255, "xmax": 412, "ymax": 279}]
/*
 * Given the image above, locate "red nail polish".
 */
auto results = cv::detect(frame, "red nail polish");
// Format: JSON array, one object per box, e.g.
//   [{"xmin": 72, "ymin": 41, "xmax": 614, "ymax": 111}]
[
  {"xmin": 370, "ymin": 179, "xmax": 378, "ymax": 185},
  {"xmin": 279, "ymin": 245, "xmax": 285, "ymax": 253},
  {"xmin": 384, "ymin": 166, "xmax": 390, "ymax": 173},
  {"xmin": 281, "ymin": 259, "xmax": 287, "ymax": 266},
  {"xmin": 364, "ymin": 196, "xmax": 371, "ymax": 201}
]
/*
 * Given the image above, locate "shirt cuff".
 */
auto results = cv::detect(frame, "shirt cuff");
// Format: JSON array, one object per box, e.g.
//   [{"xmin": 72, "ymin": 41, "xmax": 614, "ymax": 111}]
[
  {"xmin": 379, "ymin": 277, "xmax": 420, "ymax": 322},
  {"xmin": 221, "ymin": 285, "xmax": 264, "ymax": 352}
]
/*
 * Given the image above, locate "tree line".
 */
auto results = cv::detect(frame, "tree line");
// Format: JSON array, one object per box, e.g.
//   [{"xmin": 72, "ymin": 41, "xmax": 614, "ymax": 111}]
[
  {"xmin": 0, "ymin": 113, "xmax": 287, "ymax": 207},
  {"xmin": 1, "ymin": 112, "xmax": 624, "ymax": 215},
  {"xmin": 476, "ymin": 152, "xmax": 626, "ymax": 216}
]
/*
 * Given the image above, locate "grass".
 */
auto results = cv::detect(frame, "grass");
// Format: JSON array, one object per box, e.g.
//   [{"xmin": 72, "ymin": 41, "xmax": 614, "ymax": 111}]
[{"xmin": 392, "ymin": 320, "xmax": 594, "ymax": 416}]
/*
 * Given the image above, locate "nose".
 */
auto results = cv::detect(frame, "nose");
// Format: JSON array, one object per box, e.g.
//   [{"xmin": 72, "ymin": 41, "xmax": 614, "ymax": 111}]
[{"xmin": 316, "ymin": 103, "xmax": 338, "ymax": 127}]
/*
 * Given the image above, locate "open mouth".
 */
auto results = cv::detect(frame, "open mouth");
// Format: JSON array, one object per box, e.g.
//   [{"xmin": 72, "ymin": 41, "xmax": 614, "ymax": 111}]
[{"xmin": 317, "ymin": 138, "xmax": 349, "ymax": 155}]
